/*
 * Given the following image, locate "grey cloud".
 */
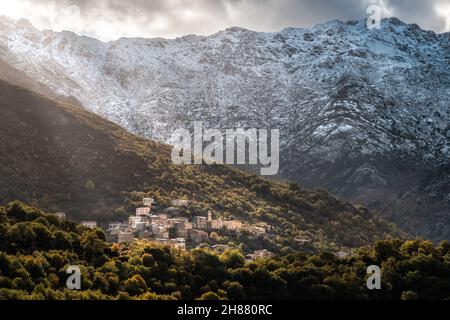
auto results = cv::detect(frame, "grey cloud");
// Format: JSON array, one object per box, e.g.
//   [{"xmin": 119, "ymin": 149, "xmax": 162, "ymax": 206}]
[
  {"xmin": 385, "ymin": 0, "xmax": 449, "ymax": 32},
  {"xmin": 9, "ymin": 0, "xmax": 450, "ymax": 40}
]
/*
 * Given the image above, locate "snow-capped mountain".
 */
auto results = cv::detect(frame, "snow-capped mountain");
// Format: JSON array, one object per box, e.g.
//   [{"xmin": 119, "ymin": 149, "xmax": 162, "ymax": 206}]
[{"xmin": 1, "ymin": 15, "xmax": 449, "ymax": 240}]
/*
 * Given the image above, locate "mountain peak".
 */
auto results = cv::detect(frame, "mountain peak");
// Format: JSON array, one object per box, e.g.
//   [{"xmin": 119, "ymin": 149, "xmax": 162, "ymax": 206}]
[
  {"xmin": 384, "ymin": 16, "xmax": 406, "ymax": 26},
  {"xmin": 17, "ymin": 18, "xmax": 33, "ymax": 28},
  {"xmin": 224, "ymin": 26, "xmax": 252, "ymax": 33}
]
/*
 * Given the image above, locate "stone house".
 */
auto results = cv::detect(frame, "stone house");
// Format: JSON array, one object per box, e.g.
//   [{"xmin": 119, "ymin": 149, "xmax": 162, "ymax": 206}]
[
  {"xmin": 81, "ymin": 221, "xmax": 97, "ymax": 229},
  {"xmin": 208, "ymin": 218, "xmax": 224, "ymax": 230},
  {"xmin": 189, "ymin": 229, "xmax": 209, "ymax": 243},
  {"xmin": 55, "ymin": 212, "xmax": 66, "ymax": 219},
  {"xmin": 194, "ymin": 216, "xmax": 208, "ymax": 230},
  {"xmin": 118, "ymin": 231, "xmax": 134, "ymax": 243},
  {"xmin": 223, "ymin": 220, "xmax": 242, "ymax": 231},
  {"xmin": 136, "ymin": 207, "xmax": 151, "ymax": 216},
  {"xmin": 128, "ymin": 216, "xmax": 142, "ymax": 230},
  {"xmin": 143, "ymin": 198, "xmax": 154, "ymax": 207},
  {"xmin": 170, "ymin": 199, "xmax": 190, "ymax": 207}
]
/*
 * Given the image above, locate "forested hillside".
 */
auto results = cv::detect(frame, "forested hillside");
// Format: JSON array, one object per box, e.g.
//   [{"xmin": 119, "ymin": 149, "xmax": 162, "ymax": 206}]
[
  {"xmin": 0, "ymin": 80, "xmax": 404, "ymax": 250},
  {"xmin": 0, "ymin": 202, "xmax": 449, "ymax": 300}
]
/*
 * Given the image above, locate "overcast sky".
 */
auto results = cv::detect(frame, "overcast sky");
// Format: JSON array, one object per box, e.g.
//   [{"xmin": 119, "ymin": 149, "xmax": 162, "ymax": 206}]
[{"xmin": 0, "ymin": 0, "xmax": 449, "ymax": 41}]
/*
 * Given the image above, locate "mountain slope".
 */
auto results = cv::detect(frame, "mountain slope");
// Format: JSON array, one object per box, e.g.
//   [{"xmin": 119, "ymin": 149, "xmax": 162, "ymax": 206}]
[
  {"xmin": 0, "ymin": 16, "xmax": 447, "ymax": 240},
  {"xmin": 0, "ymin": 79, "xmax": 404, "ymax": 251}
]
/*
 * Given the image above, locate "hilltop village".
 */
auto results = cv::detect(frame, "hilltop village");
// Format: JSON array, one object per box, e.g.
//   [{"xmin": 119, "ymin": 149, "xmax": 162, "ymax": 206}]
[
  {"xmin": 52, "ymin": 196, "xmax": 357, "ymax": 259},
  {"xmin": 55, "ymin": 198, "xmax": 304, "ymax": 260}
]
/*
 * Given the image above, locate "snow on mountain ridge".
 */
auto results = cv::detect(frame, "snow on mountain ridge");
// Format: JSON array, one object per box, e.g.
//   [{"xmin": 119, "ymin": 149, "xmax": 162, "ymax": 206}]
[
  {"xmin": 1, "ymin": 15, "xmax": 449, "ymax": 155},
  {"xmin": 1, "ymin": 16, "xmax": 450, "ymax": 240}
]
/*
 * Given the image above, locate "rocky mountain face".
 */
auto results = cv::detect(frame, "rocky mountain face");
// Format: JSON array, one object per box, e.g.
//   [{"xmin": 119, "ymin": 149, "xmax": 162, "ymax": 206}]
[{"xmin": 0, "ymin": 16, "xmax": 449, "ymax": 240}]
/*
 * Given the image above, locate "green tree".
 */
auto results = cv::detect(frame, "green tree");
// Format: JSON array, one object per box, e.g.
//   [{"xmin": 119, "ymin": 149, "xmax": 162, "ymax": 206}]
[
  {"xmin": 198, "ymin": 291, "xmax": 221, "ymax": 300},
  {"xmin": 224, "ymin": 281, "xmax": 246, "ymax": 300},
  {"xmin": 401, "ymin": 291, "xmax": 419, "ymax": 300},
  {"xmin": 142, "ymin": 254, "xmax": 155, "ymax": 267},
  {"xmin": 125, "ymin": 275, "xmax": 148, "ymax": 296},
  {"xmin": 84, "ymin": 180, "xmax": 96, "ymax": 191},
  {"xmin": 220, "ymin": 250, "xmax": 245, "ymax": 269}
]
